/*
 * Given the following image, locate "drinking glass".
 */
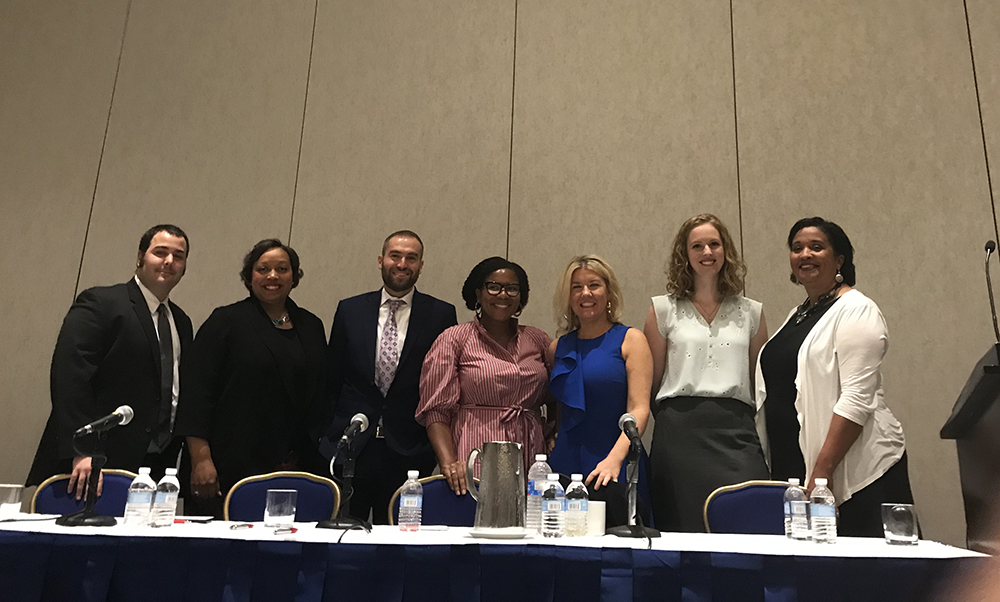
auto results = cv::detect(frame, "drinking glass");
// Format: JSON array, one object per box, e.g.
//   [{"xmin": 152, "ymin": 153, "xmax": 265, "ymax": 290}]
[{"xmin": 264, "ymin": 489, "xmax": 297, "ymax": 527}]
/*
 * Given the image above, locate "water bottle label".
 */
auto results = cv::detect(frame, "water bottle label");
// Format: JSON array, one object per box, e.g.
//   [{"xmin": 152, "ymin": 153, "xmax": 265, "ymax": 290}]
[
  {"xmin": 784, "ymin": 502, "xmax": 790, "ymax": 514},
  {"xmin": 810, "ymin": 504, "xmax": 836, "ymax": 518},
  {"xmin": 401, "ymin": 495, "xmax": 422, "ymax": 508},
  {"xmin": 790, "ymin": 500, "xmax": 809, "ymax": 516},
  {"xmin": 154, "ymin": 492, "xmax": 178, "ymax": 505},
  {"xmin": 128, "ymin": 492, "xmax": 152, "ymax": 505},
  {"xmin": 567, "ymin": 500, "xmax": 587, "ymax": 512},
  {"xmin": 528, "ymin": 479, "xmax": 541, "ymax": 496},
  {"xmin": 544, "ymin": 499, "xmax": 564, "ymax": 512}
]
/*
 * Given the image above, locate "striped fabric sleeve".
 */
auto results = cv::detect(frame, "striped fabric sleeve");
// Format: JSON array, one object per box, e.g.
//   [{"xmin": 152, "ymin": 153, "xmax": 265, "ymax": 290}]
[{"xmin": 416, "ymin": 325, "xmax": 463, "ymax": 427}]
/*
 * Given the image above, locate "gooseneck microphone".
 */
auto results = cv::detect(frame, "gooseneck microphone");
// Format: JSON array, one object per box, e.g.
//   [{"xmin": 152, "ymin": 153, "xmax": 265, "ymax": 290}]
[
  {"xmin": 74, "ymin": 405, "xmax": 134, "ymax": 437},
  {"xmin": 341, "ymin": 413, "xmax": 369, "ymax": 445},
  {"xmin": 618, "ymin": 413, "xmax": 642, "ymax": 448},
  {"xmin": 986, "ymin": 242, "xmax": 1000, "ymax": 354}
]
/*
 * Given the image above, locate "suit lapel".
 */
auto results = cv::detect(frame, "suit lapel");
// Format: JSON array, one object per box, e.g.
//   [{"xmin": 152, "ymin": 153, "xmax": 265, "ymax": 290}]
[
  {"xmin": 128, "ymin": 279, "xmax": 161, "ymax": 375},
  {"xmin": 363, "ymin": 291, "xmax": 381, "ymax": 385},
  {"xmin": 396, "ymin": 289, "xmax": 427, "ymax": 371}
]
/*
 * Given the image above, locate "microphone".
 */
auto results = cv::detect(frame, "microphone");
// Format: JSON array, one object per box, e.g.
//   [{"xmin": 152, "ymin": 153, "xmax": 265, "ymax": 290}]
[
  {"xmin": 618, "ymin": 413, "xmax": 642, "ymax": 448},
  {"xmin": 340, "ymin": 413, "xmax": 369, "ymax": 444},
  {"xmin": 74, "ymin": 405, "xmax": 134, "ymax": 437}
]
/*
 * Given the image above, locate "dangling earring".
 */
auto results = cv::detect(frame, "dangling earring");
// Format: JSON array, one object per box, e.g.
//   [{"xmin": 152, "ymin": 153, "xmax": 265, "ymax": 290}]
[
  {"xmin": 606, "ymin": 301, "xmax": 613, "ymax": 317},
  {"xmin": 474, "ymin": 301, "xmax": 482, "ymax": 318},
  {"xmin": 514, "ymin": 303, "xmax": 523, "ymax": 317},
  {"xmin": 789, "ymin": 273, "xmax": 798, "ymax": 284},
  {"xmin": 835, "ymin": 270, "xmax": 844, "ymax": 284}
]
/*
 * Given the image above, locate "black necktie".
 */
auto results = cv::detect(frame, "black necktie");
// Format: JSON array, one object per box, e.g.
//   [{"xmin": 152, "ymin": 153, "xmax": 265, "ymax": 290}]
[{"xmin": 155, "ymin": 304, "xmax": 174, "ymax": 451}]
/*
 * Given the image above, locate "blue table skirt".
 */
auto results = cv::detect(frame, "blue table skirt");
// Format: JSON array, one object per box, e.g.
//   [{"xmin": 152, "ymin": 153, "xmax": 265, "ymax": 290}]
[{"xmin": 0, "ymin": 531, "xmax": 984, "ymax": 602}]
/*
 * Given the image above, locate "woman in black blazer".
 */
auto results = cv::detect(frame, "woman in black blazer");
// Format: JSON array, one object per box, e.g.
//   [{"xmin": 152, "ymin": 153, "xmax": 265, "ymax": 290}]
[{"xmin": 175, "ymin": 239, "xmax": 328, "ymax": 516}]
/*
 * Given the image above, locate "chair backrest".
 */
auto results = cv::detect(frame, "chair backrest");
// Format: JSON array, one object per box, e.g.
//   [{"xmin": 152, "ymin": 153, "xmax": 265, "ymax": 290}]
[
  {"xmin": 31, "ymin": 469, "xmax": 138, "ymax": 517},
  {"xmin": 388, "ymin": 475, "xmax": 478, "ymax": 526},
  {"xmin": 224, "ymin": 471, "xmax": 341, "ymax": 522},
  {"xmin": 703, "ymin": 480, "xmax": 789, "ymax": 534}
]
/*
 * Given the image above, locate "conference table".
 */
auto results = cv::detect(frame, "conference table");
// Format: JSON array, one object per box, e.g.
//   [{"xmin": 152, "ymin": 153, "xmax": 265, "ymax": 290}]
[{"xmin": 0, "ymin": 516, "xmax": 987, "ymax": 602}]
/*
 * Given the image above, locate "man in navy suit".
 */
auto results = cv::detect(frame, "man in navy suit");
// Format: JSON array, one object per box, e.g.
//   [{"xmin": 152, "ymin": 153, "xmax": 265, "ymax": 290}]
[
  {"xmin": 323, "ymin": 230, "xmax": 457, "ymax": 523},
  {"xmin": 26, "ymin": 225, "xmax": 193, "ymax": 499}
]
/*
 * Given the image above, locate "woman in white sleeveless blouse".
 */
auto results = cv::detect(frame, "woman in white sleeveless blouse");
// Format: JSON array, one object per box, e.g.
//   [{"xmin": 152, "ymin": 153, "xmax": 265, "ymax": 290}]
[{"xmin": 643, "ymin": 214, "xmax": 770, "ymax": 532}]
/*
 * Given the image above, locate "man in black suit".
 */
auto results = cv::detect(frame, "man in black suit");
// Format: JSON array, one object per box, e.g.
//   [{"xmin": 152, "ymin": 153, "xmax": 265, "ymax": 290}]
[
  {"xmin": 26, "ymin": 224, "xmax": 193, "ymax": 499},
  {"xmin": 323, "ymin": 230, "xmax": 457, "ymax": 523}
]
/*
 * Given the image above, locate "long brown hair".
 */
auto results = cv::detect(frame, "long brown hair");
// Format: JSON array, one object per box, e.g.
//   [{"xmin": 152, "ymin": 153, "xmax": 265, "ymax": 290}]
[{"xmin": 665, "ymin": 214, "xmax": 746, "ymax": 299}]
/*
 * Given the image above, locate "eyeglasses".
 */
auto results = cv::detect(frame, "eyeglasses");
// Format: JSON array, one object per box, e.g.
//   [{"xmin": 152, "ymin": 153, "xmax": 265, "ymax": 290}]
[{"xmin": 483, "ymin": 281, "xmax": 520, "ymax": 297}]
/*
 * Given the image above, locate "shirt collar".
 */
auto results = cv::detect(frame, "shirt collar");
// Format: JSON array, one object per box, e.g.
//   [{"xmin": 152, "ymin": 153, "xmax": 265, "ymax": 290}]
[
  {"xmin": 134, "ymin": 275, "xmax": 169, "ymax": 315},
  {"xmin": 380, "ymin": 287, "xmax": 414, "ymax": 307}
]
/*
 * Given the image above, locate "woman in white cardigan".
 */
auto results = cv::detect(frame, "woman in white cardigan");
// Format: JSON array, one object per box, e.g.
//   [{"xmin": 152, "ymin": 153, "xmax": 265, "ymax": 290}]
[{"xmin": 757, "ymin": 217, "xmax": 913, "ymax": 537}]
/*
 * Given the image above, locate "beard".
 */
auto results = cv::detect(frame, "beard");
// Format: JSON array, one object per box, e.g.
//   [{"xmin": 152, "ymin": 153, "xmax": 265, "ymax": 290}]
[{"xmin": 382, "ymin": 265, "xmax": 418, "ymax": 293}]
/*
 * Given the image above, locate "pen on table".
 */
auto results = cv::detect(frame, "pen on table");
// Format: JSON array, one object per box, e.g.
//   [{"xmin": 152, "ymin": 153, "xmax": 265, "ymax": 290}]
[
  {"xmin": 229, "ymin": 523, "xmax": 254, "ymax": 530},
  {"xmin": 273, "ymin": 526, "xmax": 298, "ymax": 535},
  {"xmin": 174, "ymin": 518, "xmax": 213, "ymax": 524}
]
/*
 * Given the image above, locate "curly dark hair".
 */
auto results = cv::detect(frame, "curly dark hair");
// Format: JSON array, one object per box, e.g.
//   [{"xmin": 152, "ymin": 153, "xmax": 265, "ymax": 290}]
[
  {"xmin": 461, "ymin": 256, "xmax": 530, "ymax": 312},
  {"xmin": 787, "ymin": 217, "xmax": 856, "ymax": 286},
  {"xmin": 239, "ymin": 238, "xmax": 304, "ymax": 291}
]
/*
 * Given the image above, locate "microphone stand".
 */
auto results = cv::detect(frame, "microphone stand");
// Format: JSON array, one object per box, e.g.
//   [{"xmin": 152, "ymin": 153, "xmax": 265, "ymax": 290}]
[
  {"xmin": 55, "ymin": 432, "xmax": 116, "ymax": 527},
  {"xmin": 317, "ymin": 437, "xmax": 370, "ymax": 531},
  {"xmin": 608, "ymin": 438, "xmax": 659, "ymax": 539}
]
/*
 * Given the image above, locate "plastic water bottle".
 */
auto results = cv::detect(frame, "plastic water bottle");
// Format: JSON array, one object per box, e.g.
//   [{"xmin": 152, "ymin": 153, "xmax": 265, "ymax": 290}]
[
  {"xmin": 151, "ymin": 468, "xmax": 180, "ymax": 528},
  {"xmin": 526, "ymin": 454, "xmax": 552, "ymax": 534},
  {"xmin": 541, "ymin": 474, "xmax": 565, "ymax": 538},
  {"xmin": 564, "ymin": 474, "xmax": 589, "ymax": 537},
  {"xmin": 123, "ymin": 467, "xmax": 156, "ymax": 526},
  {"xmin": 810, "ymin": 478, "xmax": 837, "ymax": 543},
  {"xmin": 398, "ymin": 470, "xmax": 423, "ymax": 531},
  {"xmin": 783, "ymin": 478, "xmax": 807, "ymax": 539}
]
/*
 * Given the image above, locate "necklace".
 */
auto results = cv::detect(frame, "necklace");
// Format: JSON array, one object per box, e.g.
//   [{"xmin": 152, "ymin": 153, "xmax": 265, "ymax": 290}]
[
  {"xmin": 271, "ymin": 312, "xmax": 290, "ymax": 327},
  {"xmin": 794, "ymin": 282, "xmax": 842, "ymax": 324},
  {"xmin": 691, "ymin": 297, "xmax": 721, "ymax": 323}
]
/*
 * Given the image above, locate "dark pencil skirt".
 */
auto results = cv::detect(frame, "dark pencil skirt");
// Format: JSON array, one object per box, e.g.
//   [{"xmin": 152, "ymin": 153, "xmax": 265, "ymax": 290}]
[{"xmin": 650, "ymin": 396, "xmax": 770, "ymax": 532}]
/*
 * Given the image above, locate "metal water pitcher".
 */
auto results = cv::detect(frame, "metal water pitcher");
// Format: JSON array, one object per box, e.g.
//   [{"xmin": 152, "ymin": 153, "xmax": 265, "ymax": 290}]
[{"xmin": 466, "ymin": 441, "xmax": 525, "ymax": 529}]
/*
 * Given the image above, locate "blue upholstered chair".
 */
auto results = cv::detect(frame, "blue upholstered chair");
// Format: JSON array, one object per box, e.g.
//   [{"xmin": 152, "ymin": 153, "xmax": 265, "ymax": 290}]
[
  {"xmin": 388, "ymin": 475, "xmax": 478, "ymax": 526},
  {"xmin": 224, "ymin": 471, "xmax": 340, "ymax": 522},
  {"xmin": 31, "ymin": 469, "xmax": 138, "ymax": 516},
  {"xmin": 703, "ymin": 480, "xmax": 788, "ymax": 534}
]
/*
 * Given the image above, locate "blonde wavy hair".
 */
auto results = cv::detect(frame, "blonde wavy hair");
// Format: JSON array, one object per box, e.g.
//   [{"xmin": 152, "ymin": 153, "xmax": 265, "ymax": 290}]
[
  {"xmin": 665, "ymin": 214, "xmax": 746, "ymax": 299},
  {"xmin": 553, "ymin": 255, "xmax": 624, "ymax": 336}
]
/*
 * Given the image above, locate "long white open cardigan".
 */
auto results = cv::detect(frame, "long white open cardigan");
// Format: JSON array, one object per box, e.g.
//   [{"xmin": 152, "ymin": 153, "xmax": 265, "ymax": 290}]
[{"xmin": 754, "ymin": 289, "xmax": 905, "ymax": 504}]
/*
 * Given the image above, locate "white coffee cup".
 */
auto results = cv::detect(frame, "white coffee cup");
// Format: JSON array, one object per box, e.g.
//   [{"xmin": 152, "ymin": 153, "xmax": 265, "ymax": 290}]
[{"xmin": 586, "ymin": 500, "xmax": 606, "ymax": 536}]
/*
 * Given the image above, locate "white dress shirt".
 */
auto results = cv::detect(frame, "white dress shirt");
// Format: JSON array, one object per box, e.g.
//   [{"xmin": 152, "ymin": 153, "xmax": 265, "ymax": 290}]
[
  {"xmin": 134, "ymin": 275, "xmax": 181, "ymax": 426},
  {"xmin": 375, "ymin": 287, "xmax": 415, "ymax": 373}
]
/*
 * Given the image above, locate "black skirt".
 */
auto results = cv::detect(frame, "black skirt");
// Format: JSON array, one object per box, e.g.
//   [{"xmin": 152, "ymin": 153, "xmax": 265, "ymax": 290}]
[{"xmin": 650, "ymin": 396, "xmax": 770, "ymax": 532}]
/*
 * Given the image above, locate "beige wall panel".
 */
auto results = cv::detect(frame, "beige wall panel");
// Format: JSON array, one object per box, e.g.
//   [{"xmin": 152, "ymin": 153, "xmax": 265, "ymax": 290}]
[
  {"xmin": 968, "ymin": 0, "xmax": 1000, "ymax": 221},
  {"xmin": 0, "ymin": 0, "xmax": 129, "ymax": 485},
  {"xmin": 291, "ymin": 0, "xmax": 515, "ymax": 321},
  {"xmin": 735, "ymin": 0, "xmax": 993, "ymax": 546},
  {"xmin": 78, "ymin": 0, "xmax": 316, "ymax": 328},
  {"xmin": 509, "ymin": 0, "xmax": 740, "ymax": 335}
]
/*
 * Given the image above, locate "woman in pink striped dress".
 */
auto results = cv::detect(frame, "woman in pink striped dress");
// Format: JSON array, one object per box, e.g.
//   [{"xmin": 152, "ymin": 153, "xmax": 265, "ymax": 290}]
[{"xmin": 417, "ymin": 257, "xmax": 553, "ymax": 495}]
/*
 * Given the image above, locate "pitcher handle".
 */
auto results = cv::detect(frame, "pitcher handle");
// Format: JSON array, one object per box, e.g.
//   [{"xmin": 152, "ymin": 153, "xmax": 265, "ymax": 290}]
[{"xmin": 466, "ymin": 447, "xmax": 480, "ymax": 501}]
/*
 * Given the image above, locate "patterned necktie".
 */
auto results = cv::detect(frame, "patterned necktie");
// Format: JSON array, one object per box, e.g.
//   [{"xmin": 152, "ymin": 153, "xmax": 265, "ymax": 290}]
[
  {"xmin": 376, "ymin": 299, "xmax": 405, "ymax": 396},
  {"xmin": 154, "ymin": 304, "xmax": 174, "ymax": 451}
]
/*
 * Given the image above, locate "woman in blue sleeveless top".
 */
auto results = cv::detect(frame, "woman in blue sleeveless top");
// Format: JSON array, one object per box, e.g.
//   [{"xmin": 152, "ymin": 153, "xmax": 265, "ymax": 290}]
[{"xmin": 547, "ymin": 256, "xmax": 653, "ymax": 518}]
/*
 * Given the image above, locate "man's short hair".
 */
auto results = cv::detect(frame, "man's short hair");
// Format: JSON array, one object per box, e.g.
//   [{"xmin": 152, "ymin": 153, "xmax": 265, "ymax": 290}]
[
  {"xmin": 139, "ymin": 224, "xmax": 190, "ymax": 256},
  {"xmin": 381, "ymin": 230, "xmax": 423, "ymax": 256}
]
